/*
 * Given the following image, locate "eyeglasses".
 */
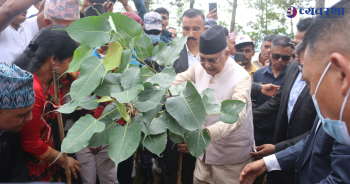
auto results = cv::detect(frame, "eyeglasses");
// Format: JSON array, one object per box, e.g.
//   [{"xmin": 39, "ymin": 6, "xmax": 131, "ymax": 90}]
[
  {"xmin": 144, "ymin": 30, "xmax": 161, "ymax": 35},
  {"xmin": 271, "ymin": 53, "xmax": 291, "ymax": 62},
  {"xmin": 200, "ymin": 54, "xmax": 223, "ymax": 63}
]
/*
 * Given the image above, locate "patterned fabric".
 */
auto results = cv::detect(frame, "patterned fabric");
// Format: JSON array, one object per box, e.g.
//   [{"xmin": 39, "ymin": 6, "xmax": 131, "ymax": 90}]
[
  {"xmin": 144, "ymin": 12, "xmax": 162, "ymax": 31},
  {"xmin": 228, "ymin": 31, "xmax": 237, "ymax": 40},
  {"xmin": 24, "ymin": 72, "xmax": 78, "ymax": 182},
  {"xmin": 44, "ymin": 0, "xmax": 80, "ymax": 20},
  {"xmin": 205, "ymin": 18, "xmax": 217, "ymax": 29},
  {"xmin": 0, "ymin": 63, "xmax": 35, "ymax": 109}
]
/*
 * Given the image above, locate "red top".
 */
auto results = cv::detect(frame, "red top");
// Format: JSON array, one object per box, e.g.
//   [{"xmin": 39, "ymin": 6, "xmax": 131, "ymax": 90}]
[{"xmin": 20, "ymin": 74, "xmax": 49, "ymax": 157}]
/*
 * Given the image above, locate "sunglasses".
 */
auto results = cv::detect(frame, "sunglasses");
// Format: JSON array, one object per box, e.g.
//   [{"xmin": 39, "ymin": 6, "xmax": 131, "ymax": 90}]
[
  {"xmin": 144, "ymin": 30, "xmax": 161, "ymax": 35},
  {"xmin": 272, "ymin": 53, "xmax": 291, "ymax": 62}
]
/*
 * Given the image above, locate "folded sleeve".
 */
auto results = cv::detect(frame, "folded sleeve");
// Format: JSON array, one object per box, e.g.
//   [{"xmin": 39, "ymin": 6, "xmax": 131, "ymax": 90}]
[
  {"xmin": 206, "ymin": 75, "xmax": 252, "ymax": 142},
  {"xmin": 20, "ymin": 84, "xmax": 49, "ymax": 158}
]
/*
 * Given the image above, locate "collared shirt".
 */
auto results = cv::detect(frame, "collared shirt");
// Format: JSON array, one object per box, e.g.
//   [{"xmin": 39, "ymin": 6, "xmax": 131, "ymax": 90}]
[
  {"xmin": 263, "ymin": 120, "xmax": 322, "ymax": 171},
  {"xmin": 287, "ymin": 70, "xmax": 306, "ymax": 122},
  {"xmin": 252, "ymin": 52, "xmax": 265, "ymax": 69},
  {"xmin": 253, "ymin": 64, "xmax": 287, "ymax": 106},
  {"xmin": 186, "ymin": 44, "xmax": 200, "ymax": 68},
  {"xmin": 0, "ymin": 16, "xmax": 39, "ymax": 63},
  {"xmin": 248, "ymin": 62, "xmax": 259, "ymax": 76}
]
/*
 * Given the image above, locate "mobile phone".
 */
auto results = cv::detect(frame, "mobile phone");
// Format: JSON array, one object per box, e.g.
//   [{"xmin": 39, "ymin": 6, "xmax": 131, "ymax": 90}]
[
  {"xmin": 209, "ymin": 3, "xmax": 217, "ymax": 14},
  {"xmin": 234, "ymin": 52, "xmax": 244, "ymax": 66}
]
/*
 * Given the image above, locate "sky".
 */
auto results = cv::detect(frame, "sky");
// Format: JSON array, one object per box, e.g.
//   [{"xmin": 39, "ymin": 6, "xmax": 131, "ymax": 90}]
[{"xmin": 27, "ymin": 0, "xmax": 341, "ymax": 36}]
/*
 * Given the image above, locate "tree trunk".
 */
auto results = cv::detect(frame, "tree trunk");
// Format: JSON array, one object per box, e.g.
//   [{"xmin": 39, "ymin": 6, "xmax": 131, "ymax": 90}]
[
  {"xmin": 190, "ymin": 0, "xmax": 195, "ymax": 9},
  {"xmin": 230, "ymin": 0, "xmax": 238, "ymax": 32},
  {"xmin": 144, "ymin": 0, "xmax": 150, "ymax": 12},
  {"xmin": 315, "ymin": 0, "xmax": 325, "ymax": 8}
]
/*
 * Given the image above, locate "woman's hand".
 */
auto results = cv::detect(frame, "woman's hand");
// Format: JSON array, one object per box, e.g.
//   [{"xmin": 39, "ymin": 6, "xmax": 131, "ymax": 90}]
[{"xmin": 61, "ymin": 156, "xmax": 82, "ymax": 179}]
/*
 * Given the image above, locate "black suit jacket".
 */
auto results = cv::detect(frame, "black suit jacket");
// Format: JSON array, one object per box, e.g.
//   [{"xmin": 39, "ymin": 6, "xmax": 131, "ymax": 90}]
[
  {"xmin": 173, "ymin": 45, "xmax": 189, "ymax": 74},
  {"xmin": 0, "ymin": 132, "xmax": 29, "ymax": 182},
  {"xmin": 253, "ymin": 60, "xmax": 317, "ymax": 184},
  {"xmin": 276, "ymin": 118, "xmax": 350, "ymax": 184}
]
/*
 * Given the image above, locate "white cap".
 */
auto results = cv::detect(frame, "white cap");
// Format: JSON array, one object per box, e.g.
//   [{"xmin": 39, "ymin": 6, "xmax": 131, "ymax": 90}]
[{"xmin": 235, "ymin": 35, "xmax": 254, "ymax": 47}]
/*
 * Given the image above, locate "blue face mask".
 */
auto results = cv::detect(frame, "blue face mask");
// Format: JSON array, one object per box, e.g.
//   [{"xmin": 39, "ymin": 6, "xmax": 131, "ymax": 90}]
[
  {"xmin": 312, "ymin": 62, "xmax": 350, "ymax": 146},
  {"xmin": 145, "ymin": 33, "xmax": 161, "ymax": 44}
]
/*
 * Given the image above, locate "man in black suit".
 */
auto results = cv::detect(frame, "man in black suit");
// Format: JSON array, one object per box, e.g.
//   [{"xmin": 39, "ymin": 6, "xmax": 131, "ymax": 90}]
[
  {"xmin": 0, "ymin": 63, "xmax": 35, "ymax": 182},
  {"xmin": 249, "ymin": 18, "xmax": 316, "ymax": 184},
  {"xmin": 159, "ymin": 9, "xmax": 206, "ymax": 184}
]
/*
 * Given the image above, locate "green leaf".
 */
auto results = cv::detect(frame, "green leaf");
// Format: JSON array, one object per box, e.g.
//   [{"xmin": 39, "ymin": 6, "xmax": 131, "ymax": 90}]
[
  {"xmin": 147, "ymin": 110, "xmax": 169, "ymax": 135},
  {"xmin": 97, "ymin": 96, "xmax": 113, "ymax": 103},
  {"xmin": 147, "ymin": 67, "xmax": 176, "ymax": 89},
  {"xmin": 65, "ymin": 16, "xmax": 111, "ymax": 48},
  {"xmin": 104, "ymin": 42, "xmax": 123, "ymax": 73},
  {"xmin": 162, "ymin": 111, "xmax": 186, "ymax": 137},
  {"xmin": 120, "ymin": 65, "xmax": 142, "ymax": 90},
  {"xmin": 114, "ymin": 49, "xmax": 133, "ymax": 73},
  {"xmin": 61, "ymin": 114, "xmax": 105, "ymax": 153},
  {"xmin": 140, "ymin": 67, "xmax": 155, "ymax": 83},
  {"xmin": 134, "ymin": 90, "xmax": 165, "ymax": 112},
  {"xmin": 201, "ymin": 88, "xmax": 216, "ymax": 103},
  {"xmin": 117, "ymin": 102, "xmax": 131, "ymax": 123},
  {"xmin": 111, "ymin": 84, "xmax": 144, "ymax": 103},
  {"xmin": 153, "ymin": 36, "xmax": 188, "ymax": 66},
  {"xmin": 152, "ymin": 42, "xmax": 167, "ymax": 56},
  {"xmin": 169, "ymin": 131, "xmax": 185, "ymax": 144},
  {"xmin": 57, "ymin": 94, "xmax": 99, "ymax": 114},
  {"xmin": 66, "ymin": 45, "xmax": 93, "ymax": 73},
  {"xmin": 70, "ymin": 56, "xmax": 106, "ymax": 101},
  {"xmin": 88, "ymin": 102, "xmax": 122, "ymax": 148},
  {"xmin": 169, "ymin": 82, "xmax": 187, "ymax": 96},
  {"xmin": 141, "ymin": 96, "xmax": 166, "ymax": 135},
  {"xmin": 129, "ymin": 36, "xmax": 140, "ymax": 51},
  {"xmin": 185, "ymin": 129, "xmax": 211, "ymax": 158},
  {"xmin": 165, "ymin": 82, "xmax": 206, "ymax": 131},
  {"xmin": 135, "ymin": 34, "xmax": 154, "ymax": 61},
  {"xmin": 103, "ymin": 13, "xmax": 143, "ymax": 49},
  {"xmin": 220, "ymin": 99, "xmax": 246, "ymax": 124},
  {"xmin": 108, "ymin": 117, "xmax": 141, "ymax": 171},
  {"xmin": 137, "ymin": 82, "xmax": 158, "ymax": 102},
  {"xmin": 142, "ymin": 132, "xmax": 167, "ymax": 156},
  {"xmin": 94, "ymin": 73, "xmax": 123, "ymax": 97},
  {"xmin": 205, "ymin": 103, "xmax": 221, "ymax": 115}
]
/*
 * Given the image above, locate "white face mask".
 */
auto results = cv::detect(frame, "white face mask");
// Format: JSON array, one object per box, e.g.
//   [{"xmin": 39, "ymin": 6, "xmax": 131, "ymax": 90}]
[
  {"xmin": 312, "ymin": 62, "xmax": 350, "ymax": 146},
  {"xmin": 100, "ymin": 54, "xmax": 106, "ymax": 60}
]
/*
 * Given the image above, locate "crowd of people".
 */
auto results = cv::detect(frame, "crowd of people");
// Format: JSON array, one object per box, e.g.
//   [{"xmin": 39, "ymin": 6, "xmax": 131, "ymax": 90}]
[{"xmin": 1, "ymin": 0, "xmax": 350, "ymax": 184}]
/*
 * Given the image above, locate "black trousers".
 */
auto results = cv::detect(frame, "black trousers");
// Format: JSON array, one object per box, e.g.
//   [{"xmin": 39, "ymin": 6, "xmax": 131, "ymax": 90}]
[
  {"xmin": 158, "ymin": 135, "xmax": 196, "ymax": 184},
  {"xmin": 117, "ymin": 155, "xmax": 134, "ymax": 184}
]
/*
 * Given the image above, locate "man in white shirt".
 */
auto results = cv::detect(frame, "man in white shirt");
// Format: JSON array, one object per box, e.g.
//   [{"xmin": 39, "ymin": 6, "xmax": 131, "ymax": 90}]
[
  {"xmin": 0, "ymin": 0, "xmax": 45, "ymax": 64},
  {"xmin": 173, "ymin": 9, "xmax": 206, "ymax": 74},
  {"xmin": 252, "ymin": 33, "xmax": 277, "ymax": 69}
]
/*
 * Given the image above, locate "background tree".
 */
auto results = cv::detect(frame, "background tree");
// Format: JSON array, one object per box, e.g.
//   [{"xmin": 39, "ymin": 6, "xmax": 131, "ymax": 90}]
[{"xmin": 230, "ymin": 0, "xmax": 238, "ymax": 32}]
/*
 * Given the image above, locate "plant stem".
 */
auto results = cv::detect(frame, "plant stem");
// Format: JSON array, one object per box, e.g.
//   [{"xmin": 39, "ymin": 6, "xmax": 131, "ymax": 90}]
[{"xmin": 177, "ymin": 152, "xmax": 183, "ymax": 184}]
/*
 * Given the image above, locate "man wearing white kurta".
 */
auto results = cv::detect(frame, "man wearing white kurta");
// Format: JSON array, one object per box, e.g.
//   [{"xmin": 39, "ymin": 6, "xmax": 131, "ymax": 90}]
[{"xmin": 175, "ymin": 25, "xmax": 254, "ymax": 184}]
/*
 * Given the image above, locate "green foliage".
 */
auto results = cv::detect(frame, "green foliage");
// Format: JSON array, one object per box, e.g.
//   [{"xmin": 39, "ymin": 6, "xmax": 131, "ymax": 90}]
[{"xmin": 60, "ymin": 13, "xmax": 246, "ymax": 175}]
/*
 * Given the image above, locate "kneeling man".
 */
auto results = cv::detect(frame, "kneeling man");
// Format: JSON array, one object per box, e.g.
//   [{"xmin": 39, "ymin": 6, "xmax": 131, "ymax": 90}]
[{"xmin": 174, "ymin": 25, "xmax": 254, "ymax": 184}]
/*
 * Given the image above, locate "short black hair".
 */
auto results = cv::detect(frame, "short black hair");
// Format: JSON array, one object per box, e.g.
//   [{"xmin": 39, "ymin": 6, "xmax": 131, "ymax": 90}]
[
  {"xmin": 235, "ymin": 42, "xmax": 255, "ymax": 51},
  {"xmin": 263, "ymin": 33, "xmax": 277, "ymax": 42},
  {"xmin": 271, "ymin": 36, "xmax": 292, "ymax": 49},
  {"xmin": 14, "ymin": 26, "xmax": 79, "ymax": 73},
  {"xmin": 155, "ymin": 7, "xmax": 169, "ymax": 18},
  {"xmin": 295, "ymin": 40, "xmax": 306, "ymax": 56},
  {"xmin": 223, "ymin": 27, "xmax": 229, "ymax": 37},
  {"xmin": 302, "ymin": 0, "xmax": 350, "ymax": 66},
  {"xmin": 182, "ymin": 9, "xmax": 205, "ymax": 22},
  {"xmin": 296, "ymin": 18, "xmax": 314, "ymax": 32}
]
